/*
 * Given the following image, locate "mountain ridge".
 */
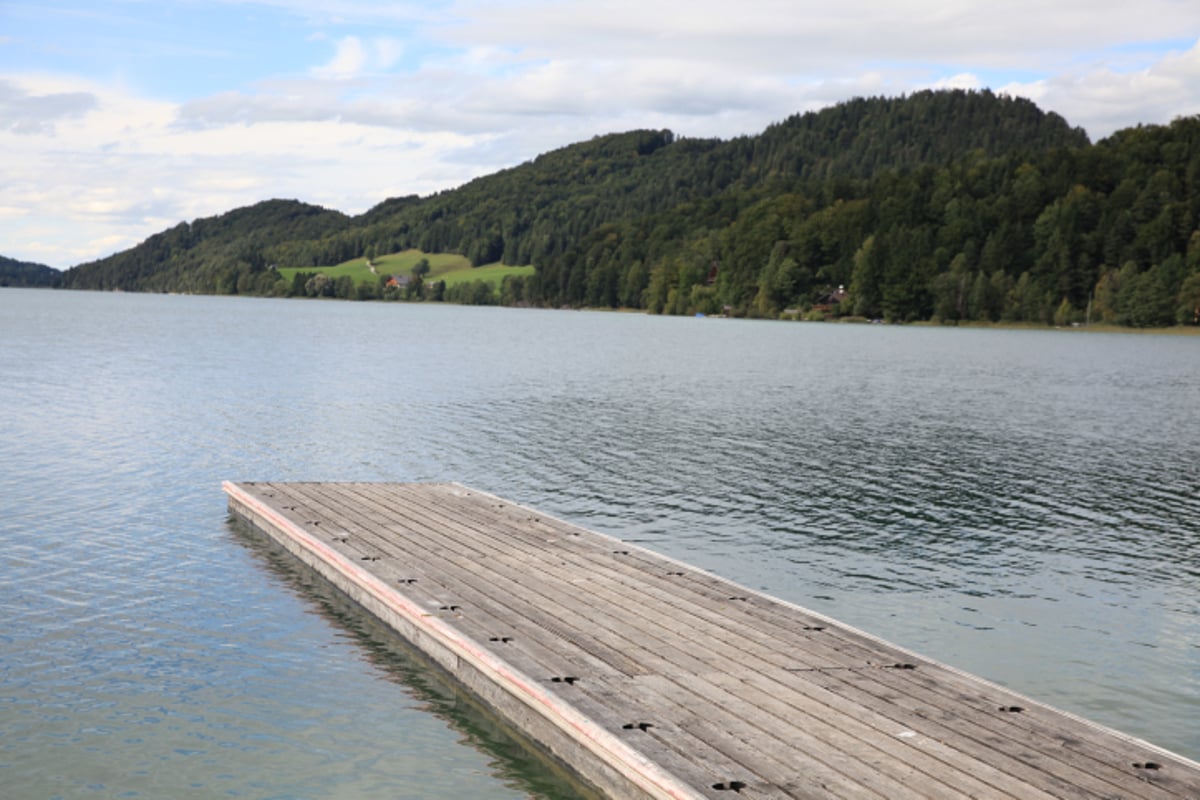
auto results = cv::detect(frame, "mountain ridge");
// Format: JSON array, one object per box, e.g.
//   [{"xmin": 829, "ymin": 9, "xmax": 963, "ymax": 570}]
[
  {"xmin": 50, "ymin": 89, "xmax": 1200, "ymax": 327},
  {"xmin": 62, "ymin": 89, "xmax": 1086, "ymax": 292},
  {"xmin": 0, "ymin": 255, "xmax": 60, "ymax": 287}
]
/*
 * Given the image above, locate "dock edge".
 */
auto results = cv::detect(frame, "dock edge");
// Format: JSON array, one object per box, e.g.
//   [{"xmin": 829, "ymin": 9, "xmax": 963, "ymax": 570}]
[{"xmin": 223, "ymin": 480, "xmax": 706, "ymax": 800}]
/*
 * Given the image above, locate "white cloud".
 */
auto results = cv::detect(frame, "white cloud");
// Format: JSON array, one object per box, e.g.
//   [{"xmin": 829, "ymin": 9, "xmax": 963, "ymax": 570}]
[
  {"xmin": 418, "ymin": 1, "xmax": 1200, "ymax": 141},
  {"xmin": 310, "ymin": 35, "xmax": 406, "ymax": 79},
  {"xmin": 374, "ymin": 37, "xmax": 405, "ymax": 71},
  {"xmin": 313, "ymin": 35, "xmax": 369, "ymax": 78},
  {"xmin": 443, "ymin": 0, "xmax": 1200, "ymax": 72},
  {"xmin": 1000, "ymin": 38, "xmax": 1200, "ymax": 138},
  {"xmin": 6, "ymin": 1, "xmax": 1200, "ymax": 268},
  {"xmin": 0, "ymin": 72, "xmax": 488, "ymax": 267},
  {"xmin": 0, "ymin": 80, "xmax": 99, "ymax": 136},
  {"xmin": 215, "ymin": 0, "xmax": 439, "ymax": 27},
  {"xmin": 926, "ymin": 73, "xmax": 984, "ymax": 92}
]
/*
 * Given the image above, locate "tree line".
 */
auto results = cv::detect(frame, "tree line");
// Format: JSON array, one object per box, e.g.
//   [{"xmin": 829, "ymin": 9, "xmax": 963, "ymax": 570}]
[{"xmin": 527, "ymin": 120, "xmax": 1200, "ymax": 327}]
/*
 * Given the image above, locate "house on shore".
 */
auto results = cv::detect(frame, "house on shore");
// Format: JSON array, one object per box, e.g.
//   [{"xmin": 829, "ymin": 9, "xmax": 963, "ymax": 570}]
[{"xmin": 813, "ymin": 285, "xmax": 848, "ymax": 313}]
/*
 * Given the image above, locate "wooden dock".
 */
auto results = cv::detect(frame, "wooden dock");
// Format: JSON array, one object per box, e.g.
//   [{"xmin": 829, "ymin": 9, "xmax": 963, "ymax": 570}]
[{"xmin": 224, "ymin": 481, "xmax": 1200, "ymax": 800}]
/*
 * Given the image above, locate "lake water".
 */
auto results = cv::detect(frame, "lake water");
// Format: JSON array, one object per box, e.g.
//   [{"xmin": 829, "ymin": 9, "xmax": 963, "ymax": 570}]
[{"xmin": 1, "ymin": 288, "xmax": 1197, "ymax": 798}]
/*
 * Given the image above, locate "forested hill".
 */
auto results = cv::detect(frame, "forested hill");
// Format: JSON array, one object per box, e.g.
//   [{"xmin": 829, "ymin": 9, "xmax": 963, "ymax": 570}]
[
  {"xmin": 263, "ymin": 89, "xmax": 1087, "ymax": 271},
  {"xmin": 739, "ymin": 91, "xmax": 1086, "ymax": 181},
  {"xmin": 57, "ymin": 89, "xmax": 1200, "ymax": 327},
  {"xmin": 61, "ymin": 199, "xmax": 350, "ymax": 293},
  {"xmin": 0, "ymin": 255, "xmax": 59, "ymax": 287}
]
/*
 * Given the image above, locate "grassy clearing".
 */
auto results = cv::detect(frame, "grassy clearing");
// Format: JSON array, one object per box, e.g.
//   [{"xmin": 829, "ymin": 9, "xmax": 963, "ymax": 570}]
[
  {"xmin": 276, "ymin": 249, "xmax": 534, "ymax": 288},
  {"xmin": 276, "ymin": 259, "xmax": 375, "ymax": 284},
  {"xmin": 372, "ymin": 250, "xmax": 473, "ymax": 278},
  {"xmin": 439, "ymin": 263, "xmax": 535, "ymax": 288}
]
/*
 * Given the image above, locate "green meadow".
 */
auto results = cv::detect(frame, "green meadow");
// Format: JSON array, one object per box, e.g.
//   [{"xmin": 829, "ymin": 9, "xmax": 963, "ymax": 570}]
[
  {"xmin": 277, "ymin": 249, "xmax": 534, "ymax": 288},
  {"xmin": 439, "ymin": 263, "xmax": 535, "ymax": 288}
]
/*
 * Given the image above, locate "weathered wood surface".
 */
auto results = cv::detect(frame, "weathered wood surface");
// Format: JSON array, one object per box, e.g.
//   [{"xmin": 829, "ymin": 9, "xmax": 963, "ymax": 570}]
[{"xmin": 224, "ymin": 481, "xmax": 1200, "ymax": 800}]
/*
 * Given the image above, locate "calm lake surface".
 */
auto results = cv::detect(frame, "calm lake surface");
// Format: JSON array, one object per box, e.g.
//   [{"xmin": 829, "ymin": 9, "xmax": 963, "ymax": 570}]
[{"xmin": 2, "ymin": 288, "xmax": 1197, "ymax": 798}]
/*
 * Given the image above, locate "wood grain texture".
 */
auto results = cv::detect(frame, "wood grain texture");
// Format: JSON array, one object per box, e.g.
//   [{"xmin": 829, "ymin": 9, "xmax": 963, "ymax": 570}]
[{"xmin": 225, "ymin": 481, "xmax": 1200, "ymax": 800}]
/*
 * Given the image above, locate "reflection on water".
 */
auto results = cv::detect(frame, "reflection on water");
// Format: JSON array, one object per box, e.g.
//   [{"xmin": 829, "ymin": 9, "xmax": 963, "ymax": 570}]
[
  {"xmin": 228, "ymin": 518, "xmax": 600, "ymax": 800},
  {"xmin": 1, "ymin": 288, "xmax": 1197, "ymax": 798}
]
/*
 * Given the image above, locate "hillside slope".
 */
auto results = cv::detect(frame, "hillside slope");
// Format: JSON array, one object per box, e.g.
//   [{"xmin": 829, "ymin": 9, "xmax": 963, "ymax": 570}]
[
  {"xmin": 54, "ymin": 89, "xmax": 1200, "ymax": 328},
  {"xmin": 271, "ymin": 89, "xmax": 1087, "ymax": 272},
  {"xmin": 62, "ymin": 90, "xmax": 1086, "ymax": 297},
  {"xmin": 0, "ymin": 255, "xmax": 60, "ymax": 287},
  {"xmin": 62, "ymin": 199, "xmax": 349, "ymax": 293}
]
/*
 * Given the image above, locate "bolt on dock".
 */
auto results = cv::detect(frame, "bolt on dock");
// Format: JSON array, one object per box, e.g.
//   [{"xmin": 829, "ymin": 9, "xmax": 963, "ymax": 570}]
[{"xmin": 224, "ymin": 481, "xmax": 1200, "ymax": 800}]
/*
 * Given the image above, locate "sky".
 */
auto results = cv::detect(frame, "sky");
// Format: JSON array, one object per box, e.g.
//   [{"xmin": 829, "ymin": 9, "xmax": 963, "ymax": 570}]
[{"xmin": 2, "ymin": 1, "xmax": 1200, "ymax": 270}]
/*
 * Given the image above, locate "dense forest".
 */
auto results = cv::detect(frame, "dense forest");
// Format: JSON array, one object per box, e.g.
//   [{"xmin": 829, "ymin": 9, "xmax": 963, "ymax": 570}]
[
  {"xmin": 0, "ymin": 255, "xmax": 59, "ymax": 288},
  {"xmin": 56, "ymin": 90, "xmax": 1200, "ymax": 327}
]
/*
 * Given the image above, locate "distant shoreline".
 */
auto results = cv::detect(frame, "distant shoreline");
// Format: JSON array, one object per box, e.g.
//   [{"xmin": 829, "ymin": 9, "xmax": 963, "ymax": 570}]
[
  {"xmin": 6, "ymin": 285, "xmax": 1198, "ymax": 336},
  {"xmin": 572, "ymin": 304, "xmax": 1200, "ymax": 336}
]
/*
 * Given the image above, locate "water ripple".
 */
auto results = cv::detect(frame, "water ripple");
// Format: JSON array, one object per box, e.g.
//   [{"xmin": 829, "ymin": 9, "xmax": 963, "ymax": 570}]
[{"xmin": 2, "ymin": 290, "xmax": 1199, "ymax": 795}]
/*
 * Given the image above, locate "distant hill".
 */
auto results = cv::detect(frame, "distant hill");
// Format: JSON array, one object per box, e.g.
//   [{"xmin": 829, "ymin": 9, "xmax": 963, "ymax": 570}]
[
  {"xmin": 62, "ymin": 90, "xmax": 1085, "ymax": 296},
  {"xmin": 747, "ymin": 90, "xmax": 1087, "ymax": 181},
  {"xmin": 0, "ymin": 255, "xmax": 60, "ymax": 287},
  {"xmin": 55, "ymin": 89, "xmax": 1200, "ymax": 327},
  {"xmin": 61, "ymin": 199, "xmax": 350, "ymax": 293},
  {"xmin": 271, "ymin": 89, "xmax": 1088, "ymax": 270}
]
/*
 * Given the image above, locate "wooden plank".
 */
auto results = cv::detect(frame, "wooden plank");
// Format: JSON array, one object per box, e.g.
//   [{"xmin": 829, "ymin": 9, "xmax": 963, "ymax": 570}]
[
  {"xmin": 345, "ymin": 484, "xmax": 1070, "ymax": 796},
  {"xmin": 389, "ymin": 483, "xmax": 1195, "ymax": 799},
  {"xmin": 227, "ymin": 484, "xmax": 702, "ymax": 800},
  {"xmin": 250, "ymin": 484, "xmax": 1190, "ymax": 796},
  {"xmin": 283, "ymin": 482, "xmax": 666, "ymax": 679},
  {"xmin": 225, "ymin": 481, "xmax": 1200, "ymax": 800},
  {"xmin": 236, "ymin": 482, "xmax": 1200, "ymax": 800}
]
